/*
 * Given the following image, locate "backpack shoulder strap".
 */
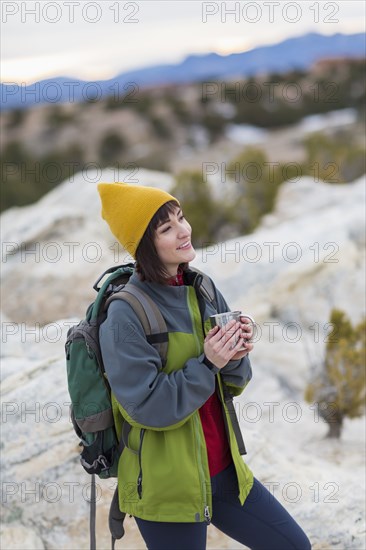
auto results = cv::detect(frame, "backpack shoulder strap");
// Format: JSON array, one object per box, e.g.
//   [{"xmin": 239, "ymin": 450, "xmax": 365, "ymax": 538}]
[
  {"xmin": 188, "ymin": 267, "xmax": 218, "ymax": 310},
  {"xmin": 104, "ymin": 283, "xmax": 169, "ymax": 368}
]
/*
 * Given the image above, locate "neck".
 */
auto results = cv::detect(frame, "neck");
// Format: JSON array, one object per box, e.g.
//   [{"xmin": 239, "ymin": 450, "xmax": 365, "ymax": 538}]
[
  {"xmin": 166, "ymin": 266, "xmax": 184, "ymax": 286},
  {"xmin": 165, "ymin": 265, "xmax": 181, "ymax": 277}
]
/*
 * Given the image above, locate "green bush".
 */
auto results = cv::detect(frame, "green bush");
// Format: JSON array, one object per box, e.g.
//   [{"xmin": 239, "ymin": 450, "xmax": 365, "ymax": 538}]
[
  {"xmin": 226, "ymin": 147, "xmax": 286, "ymax": 233},
  {"xmin": 104, "ymin": 84, "xmax": 140, "ymax": 111},
  {"xmin": 129, "ymin": 94, "xmax": 153, "ymax": 116},
  {"xmin": 171, "ymin": 171, "xmax": 221, "ymax": 247},
  {"xmin": 1, "ymin": 141, "xmax": 85, "ymax": 212},
  {"xmin": 221, "ymin": 60, "xmax": 365, "ymax": 128},
  {"xmin": 133, "ymin": 153, "xmax": 170, "ymax": 173},
  {"xmin": 98, "ymin": 132, "xmax": 126, "ymax": 165},
  {"xmin": 164, "ymin": 95, "xmax": 192, "ymax": 124},
  {"xmin": 6, "ymin": 108, "xmax": 28, "ymax": 129},
  {"xmin": 200, "ymin": 112, "xmax": 227, "ymax": 143},
  {"xmin": 171, "ymin": 148, "xmax": 293, "ymax": 248},
  {"xmin": 305, "ymin": 309, "xmax": 366, "ymax": 438},
  {"xmin": 149, "ymin": 116, "xmax": 172, "ymax": 139},
  {"xmin": 46, "ymin": 105, "xmax": 73, "ymax": 129},
  {"xmin": 302, "ymin": 131, "xmax": 366, "ymax": 183}
]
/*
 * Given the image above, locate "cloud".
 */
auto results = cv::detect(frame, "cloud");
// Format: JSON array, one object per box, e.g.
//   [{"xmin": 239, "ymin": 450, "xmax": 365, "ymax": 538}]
[
  {"xmin": 1, "ymin": 0, "xmax": 365, "ymax": 84},
  {"xmin": 1, "ymin": 53, "xmax": 90, "ymax": 82}
]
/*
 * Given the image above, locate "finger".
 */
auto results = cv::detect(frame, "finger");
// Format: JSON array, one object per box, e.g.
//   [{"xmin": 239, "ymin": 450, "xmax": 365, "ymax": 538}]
[
  {"xmin": 231, "ymin": 346, "xmax": 249, "ymax": 359},
  {"xmin": 233, "ymin": 333, "xmax": 246, "ymax": 351},
  {"xmin": 211, "ymin": 319, "xmax": 237, "ymax": 343},
  {"xmin": 243, "ymin": 342, "xmax": 254, "ymax": 353},
  {"xmin": 221, "ymin": 319, "xmax": 237, "ymax": 330},
  {"xmin": 220, "ymin": 321, "xmax": 240, "ymax": 344},
  {"xmin": 241, "ymin": 318, "xmax": 254, "ymax": 328},
  {"xmin": 240, "ymin": 318, "xmax": 255, "ymax": 340},
  {"xmin": 221, "ymin": 323, "xmax": 242, "ymax": 350},
  {"xmin": 205, "ymin": 325, "xmax": 219, "ymax": 341},
  {"xmin": 240, "ymin": 315, "xmax": 255, "ymax": 324},
  {"xmin": 241, "ymin": 324, "xmax": 253, "ymax": 339},
  {"xmin": 241, "ymin": 316, "xmax": 254, "ymax": 326}
]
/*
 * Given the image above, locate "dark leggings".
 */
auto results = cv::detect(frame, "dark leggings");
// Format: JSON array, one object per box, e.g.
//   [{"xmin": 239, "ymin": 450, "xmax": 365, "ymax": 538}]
[{"xmin": 134, "ymin": 462, "xmax": 312, "ymax": 550}]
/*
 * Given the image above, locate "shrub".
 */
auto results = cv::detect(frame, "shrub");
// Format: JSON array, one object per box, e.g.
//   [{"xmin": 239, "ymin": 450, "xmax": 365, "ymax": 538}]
[
  {"xmin": 1, "ymin": 141, "xmax": 84, "ymax": 212},
  {"xmin": 6, "ymin": 108, "xmax": 28, "ymax": 129},
  {"xmin": 149, "ymin": 116, "xmax": 172, "ymax": 139},
  {"xmin": 200, "ymin": 112, "xmax": 227, "ymax": 143},
  {"xmin": 98, "ymin": 132, "xmax": 125, "ymax": 165},
  {"xmin": 46, "ymin": 105, "xmax": 73, "ymax": 129},
  {"xmin": 227, "ymin": 147, "xmax": 285, "ymax": 233},
  {"xmin": 134, "ymin": 153, "xmax": 170, "ymax": 173},
  {"xmin": 171, "ymin": 171, "xmax": 220, "ymax": 247},
  {"xmin": 171, "ymin": 148, "xmax": 292, "ymax": 248},
  {"xmin": 165, "ymin": 95, "xmax": 192, "ymax": 124},
  {"xmin": 305, "ymin": 309, "xmax": 366, "ymax": 438},
  {"xmin": 130, "ymin": 94, "xmax": 153, "ymax": 116},
  {"xmin": 302, "ymin": 131, "xmax": 366, "ymax": 183}
]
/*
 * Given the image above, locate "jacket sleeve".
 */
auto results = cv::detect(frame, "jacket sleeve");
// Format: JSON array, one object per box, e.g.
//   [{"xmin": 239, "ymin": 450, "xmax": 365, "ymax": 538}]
[
  {"xmin": 213, "ymin": 284, "xmax": 253, "ymax": 397},
  {"xmin": 99, "ymin": 299, "xmax": 218, "ymax": 431}
]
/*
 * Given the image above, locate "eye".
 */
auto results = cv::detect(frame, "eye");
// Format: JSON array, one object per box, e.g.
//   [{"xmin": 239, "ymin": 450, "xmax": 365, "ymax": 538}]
[
  {"xmin": 161, "ymin": 225, "xmax": 171, "ymax": 233},
  {"xmin": 179, "ymin": 214, "xmax": 185, "ymax": 221}
]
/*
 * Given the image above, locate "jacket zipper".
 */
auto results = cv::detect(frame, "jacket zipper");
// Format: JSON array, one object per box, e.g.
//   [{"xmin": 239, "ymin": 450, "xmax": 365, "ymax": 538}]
[
  {"xmin": 194, "ymin": 414, "xmax": 211, "ymax": 524},
  {"xmin": 215, "ymin": 376, "xmax": 231, "ymax": 445},
  {"xmin": 137, "ymin": 428, "xmax": 145, "ymax": 499},
  {"xmin": 188, "ymin": 282, "xmax": 212, "ymax": 523}
]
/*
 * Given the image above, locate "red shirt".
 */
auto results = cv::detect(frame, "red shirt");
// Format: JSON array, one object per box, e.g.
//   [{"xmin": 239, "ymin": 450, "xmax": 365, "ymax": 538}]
[
  {"xmin": 198, "ymin": 381, "xmax": 232, "ymax": 476},
  {"xmin": 167, "ymin": 269, "xmax": 233, "ymax": 476}
]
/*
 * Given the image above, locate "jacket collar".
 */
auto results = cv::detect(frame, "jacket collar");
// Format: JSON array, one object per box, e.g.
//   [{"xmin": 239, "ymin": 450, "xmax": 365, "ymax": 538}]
[{"xmin": 128, "ymin": 268, "xmax": 202, "ymax": 304}]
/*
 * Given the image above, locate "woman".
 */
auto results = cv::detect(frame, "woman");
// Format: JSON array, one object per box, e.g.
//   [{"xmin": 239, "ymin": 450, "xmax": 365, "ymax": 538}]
[{"xmin": 97, "ymin": 182, "xmax": 311, "ymax": 550}]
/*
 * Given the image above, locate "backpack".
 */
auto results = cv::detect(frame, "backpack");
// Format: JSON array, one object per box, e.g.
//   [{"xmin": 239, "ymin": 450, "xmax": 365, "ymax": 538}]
[{"xmin": 65, "ymin": 262, "xmax": 217, "ymax": 549}]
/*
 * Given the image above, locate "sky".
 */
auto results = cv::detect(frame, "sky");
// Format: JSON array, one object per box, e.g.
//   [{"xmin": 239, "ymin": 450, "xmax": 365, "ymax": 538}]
[{"xmin": 1, "ymin": 1, "xmax": 365, "ymax": 85}]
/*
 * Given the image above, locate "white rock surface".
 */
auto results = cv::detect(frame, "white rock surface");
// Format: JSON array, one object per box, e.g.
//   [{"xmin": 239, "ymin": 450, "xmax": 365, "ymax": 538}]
[
  {"xmin": 1, "ymin": 168, "xmax": 365, "ymax": 549},
  {"xmin": 0, "ymin": 526, "xmax": 45, "ymax": 550}
]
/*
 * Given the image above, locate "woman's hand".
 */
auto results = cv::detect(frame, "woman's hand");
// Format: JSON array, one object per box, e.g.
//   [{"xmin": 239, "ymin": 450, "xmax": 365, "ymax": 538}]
[
  {"xmin": 230, "ymin": 316, "xmax": 254, "ymax": 360},
  {"xmin": 204, "ymin": 319, "xmax": 247, "ymax": 369}
]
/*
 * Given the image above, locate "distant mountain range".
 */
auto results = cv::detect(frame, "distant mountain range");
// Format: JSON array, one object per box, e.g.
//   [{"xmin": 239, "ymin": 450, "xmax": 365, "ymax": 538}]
[{"xmin": 1, "ymin": 32, "xmax": 365, "ymax": 112}]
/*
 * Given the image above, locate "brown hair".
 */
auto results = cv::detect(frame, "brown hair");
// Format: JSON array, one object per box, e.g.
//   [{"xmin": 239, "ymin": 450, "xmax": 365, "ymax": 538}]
[{"xmin": 135, "ymin": 200, "xmax": 188, "ymax": 284}]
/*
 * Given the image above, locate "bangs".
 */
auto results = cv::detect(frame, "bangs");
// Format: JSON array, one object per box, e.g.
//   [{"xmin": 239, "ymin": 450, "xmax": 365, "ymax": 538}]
[
  {"xmin": 151, "ymin": 200, "xmax": 180, "ymax": 230},
  {"xmin": 135, "ymin": 198, "xmax": 188, "ymax": 284}
]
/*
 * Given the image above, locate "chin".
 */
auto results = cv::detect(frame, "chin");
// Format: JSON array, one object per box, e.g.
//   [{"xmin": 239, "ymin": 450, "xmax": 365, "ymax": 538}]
[
  {"xmin": 175, "ymin": 246, "xmax": 196, "ymax": 264},
  {"xmin": 186, "ymin": 252, "xmax": 196, "ymax": 264},
  {"xmin": 187, "ymin": 249, "xmax": 196, "ymax": 262}
]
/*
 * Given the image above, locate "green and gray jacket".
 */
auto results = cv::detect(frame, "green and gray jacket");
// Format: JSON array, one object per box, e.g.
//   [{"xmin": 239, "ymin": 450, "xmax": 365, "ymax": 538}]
[{"xmin": 99, "ymin": 269, "xmax": 254, "ymax": 523}]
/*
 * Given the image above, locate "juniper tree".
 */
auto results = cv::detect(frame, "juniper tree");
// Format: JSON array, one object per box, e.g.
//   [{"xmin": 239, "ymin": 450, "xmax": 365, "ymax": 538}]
[{"xmin": 305, "ymin": 309, "xmax": 366, "ymax": 438}]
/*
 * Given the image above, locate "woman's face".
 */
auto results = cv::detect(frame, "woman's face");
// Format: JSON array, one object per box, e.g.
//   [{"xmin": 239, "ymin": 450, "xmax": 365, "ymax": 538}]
[{"xmin": 154, "ymin": 206, "xmax": 196, "ymax": 276}]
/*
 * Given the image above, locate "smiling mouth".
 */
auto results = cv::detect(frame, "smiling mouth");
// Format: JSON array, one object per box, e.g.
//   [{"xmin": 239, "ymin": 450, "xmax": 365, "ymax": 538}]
[{"xmin": 177, "ymin": 241, "xmax": 191, "ymax": 250}]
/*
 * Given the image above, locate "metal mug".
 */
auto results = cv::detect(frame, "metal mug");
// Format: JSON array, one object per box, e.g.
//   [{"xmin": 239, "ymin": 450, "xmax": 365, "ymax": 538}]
[{"xmin": 209, "ymin": 311, "xmax": 256, "ymax": 350}]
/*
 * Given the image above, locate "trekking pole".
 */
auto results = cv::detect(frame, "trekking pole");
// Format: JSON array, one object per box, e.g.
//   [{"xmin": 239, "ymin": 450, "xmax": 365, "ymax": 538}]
[{"xmin": 90, "ymin": 473, "xmax": 96, "ymax": 550}]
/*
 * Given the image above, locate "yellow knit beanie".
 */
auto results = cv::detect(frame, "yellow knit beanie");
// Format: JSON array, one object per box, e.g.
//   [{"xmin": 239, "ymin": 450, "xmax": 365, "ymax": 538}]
[{"xmin": 97, "ymin": 182, "xmax": 179, "ymax": 258}]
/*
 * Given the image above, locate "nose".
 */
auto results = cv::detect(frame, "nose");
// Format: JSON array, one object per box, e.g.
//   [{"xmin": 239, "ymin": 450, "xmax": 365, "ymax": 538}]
[{"xmin": 178, "ymin": 227, "xmax": 190, "ymax": 239}]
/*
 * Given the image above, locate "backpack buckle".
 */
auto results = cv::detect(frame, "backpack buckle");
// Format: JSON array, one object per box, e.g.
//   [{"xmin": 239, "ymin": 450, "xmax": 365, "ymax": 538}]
[
  {"xmin": 106, "ymin": 283, "xmax": 125, "ymax": 295},
  {"xmin": 80, "ymin": 454, "xmax": 111, "ymax": 474},
  {"xmin": 97, "ymin": 455, "xmax": 110, "ymax": 472}
]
